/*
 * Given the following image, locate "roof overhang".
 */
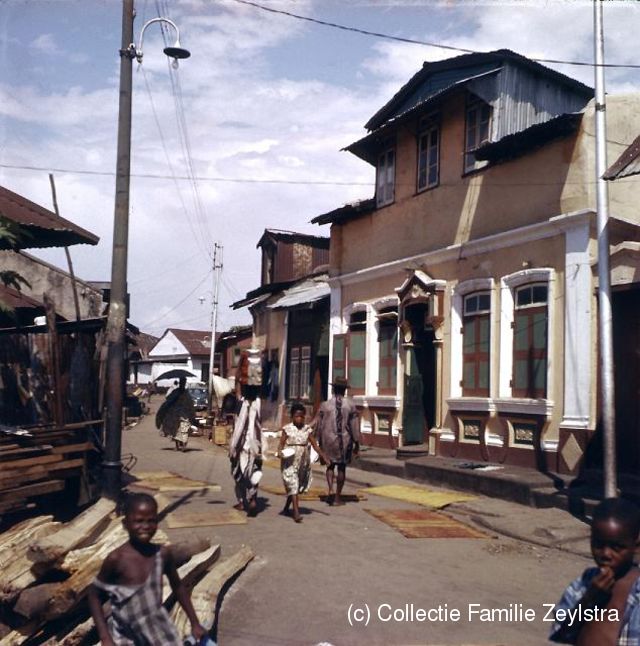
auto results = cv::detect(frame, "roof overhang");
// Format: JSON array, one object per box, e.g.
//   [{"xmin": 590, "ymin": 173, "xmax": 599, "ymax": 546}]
[
  {"xmin": 311, "ymin": 198, "xmax": 376, "ymax": 226},
  {"xmin": 0, "ymin": 185, "xmax": 99, "ymax": 249},
  {"xmin": 267, "ymin": 277, "xmax": 330, "ymax": 310},
  {"xmin": 473, "ymin": 112, "xmax": 583, "ymax": 164},
  {"xmin": 347, "ymin": 68, "xmax": 501, "ymax": 165}
]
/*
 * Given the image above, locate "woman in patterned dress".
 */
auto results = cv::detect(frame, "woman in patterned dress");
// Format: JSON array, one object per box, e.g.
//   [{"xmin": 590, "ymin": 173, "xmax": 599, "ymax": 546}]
[{"xmin": 277, "ymin": 401, "xmax": 329, "ymax": 523}]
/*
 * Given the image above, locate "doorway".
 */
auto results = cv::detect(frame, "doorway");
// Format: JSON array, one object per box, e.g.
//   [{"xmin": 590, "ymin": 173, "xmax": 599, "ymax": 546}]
[
  {"xmin": 401, "ymin": 303, "xmax": 436, "ymax": 444},
  {"xmin": 612, "ymin": 287, "xmax": 640, "ymax": 473}
]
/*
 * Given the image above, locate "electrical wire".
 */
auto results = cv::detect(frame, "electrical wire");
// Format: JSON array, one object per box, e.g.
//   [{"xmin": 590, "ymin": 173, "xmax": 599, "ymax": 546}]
[
  {"xmin": 0, "ymin": 162, "xmax": 374, "ymax": 185},
  {"xmin": 156, "ymin": 0, "xmax": 215, "ymax": 255},
  {"xmin": 140, "ymin": 65, "xmax": 211, "ymax": 259},
  {"xmin": 230, "ymin": 0, "xmax": 640, "ymax": 70},
  {"xmin": 141, "ymin": 268, "xmax": 213, "ymax": 330}
]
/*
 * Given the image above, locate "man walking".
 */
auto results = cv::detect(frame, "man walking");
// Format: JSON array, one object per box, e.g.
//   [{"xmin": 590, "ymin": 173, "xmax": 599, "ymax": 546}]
[{"xmin": 314, "ymin": 376, "xmax": 361, "ymax": 506}]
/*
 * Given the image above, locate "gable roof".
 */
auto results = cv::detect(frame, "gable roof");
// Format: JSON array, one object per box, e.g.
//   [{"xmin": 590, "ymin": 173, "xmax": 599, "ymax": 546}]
[
  {"xmin": 168, "ymin": 328, "xmax": 217, "ymax": 356},
  {"xmin": 257, "ymin": 228, "xmax": 330, "ymax": 249},
  {"xmin": 0, "ymin": 185, "xmax": 99, "ymax": 249},
  {"xmin": 365, "ymin": 49, "xmax": 593, "ymax": 132}
]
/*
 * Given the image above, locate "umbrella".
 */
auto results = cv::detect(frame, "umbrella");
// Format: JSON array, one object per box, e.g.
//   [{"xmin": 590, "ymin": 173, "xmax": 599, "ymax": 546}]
[{"xmin": 155, "ymin": 368, "xmax": 198, "ymax": 381}]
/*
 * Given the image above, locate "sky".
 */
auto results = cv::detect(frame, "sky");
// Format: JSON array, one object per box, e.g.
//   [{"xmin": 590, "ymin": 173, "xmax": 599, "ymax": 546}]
[{"xmin": 2, "ymin": 0, "xmax": 640, "ymax": 339}]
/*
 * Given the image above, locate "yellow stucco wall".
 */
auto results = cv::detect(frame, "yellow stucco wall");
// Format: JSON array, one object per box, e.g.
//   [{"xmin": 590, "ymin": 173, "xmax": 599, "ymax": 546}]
[{"xmin": 335, "ymin": 94, "xmax": 640, "ymax": 278}]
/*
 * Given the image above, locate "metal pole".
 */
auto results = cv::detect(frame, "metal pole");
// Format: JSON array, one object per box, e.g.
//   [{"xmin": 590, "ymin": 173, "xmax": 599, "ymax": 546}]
[
  {"xmin": 593, "ymin": 0, "xmax": 617, "ymax": 498},
  {"xmin": 103, "ymin": 0, "xmax": 135, "ymax": 500},
  {"xmin": 208, "ymin": 243, "xmax": 223, "ymax": 412}
]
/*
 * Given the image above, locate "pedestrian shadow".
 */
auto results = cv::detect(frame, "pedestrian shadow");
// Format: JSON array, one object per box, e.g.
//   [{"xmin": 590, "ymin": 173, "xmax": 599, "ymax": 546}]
[{"xmin": 160, "ymin": 447, "xmax": 204, "ymax": 453}]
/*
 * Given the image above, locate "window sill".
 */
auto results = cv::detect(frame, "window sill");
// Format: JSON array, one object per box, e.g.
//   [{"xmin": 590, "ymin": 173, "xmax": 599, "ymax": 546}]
[
  {"xmin": 353, "ymin": 395, "xmax": 400, "ymax": 409},
  {"xmin": 414, "ymin": 183, "xmax": 439, "ymax": 197},
  {"xmin": 447, "ymin": 397, "xmax": 495, "ymax": 413},
  {"xmin": 461, "ymin": 164, "xmax": 490, "ymax": 179},
  {"xmin": 446, "ymin": 397, "xmax": 554, "ymax": 417},
  {"xmin": 494, "ymin": 398, "xmax": 554, "ymax": 417}
]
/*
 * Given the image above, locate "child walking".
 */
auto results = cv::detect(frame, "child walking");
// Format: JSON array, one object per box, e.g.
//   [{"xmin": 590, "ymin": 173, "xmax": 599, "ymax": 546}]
[
  {"xmin": 550, "ymin": 497, "xmax": 640, "ymax": 644},
  {"xmin": 88, "ymin": 492, "xmax": 207, "ymax": 646},
  {"xmin": 277, "ymin": 401, "xmax": 329, "ymax": 523}
]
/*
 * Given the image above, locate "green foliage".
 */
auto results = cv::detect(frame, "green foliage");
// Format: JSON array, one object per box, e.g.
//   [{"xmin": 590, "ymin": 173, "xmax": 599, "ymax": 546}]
[{"xmin": 0, "ymin": 216, "xmax": 31, "ymax": 315}]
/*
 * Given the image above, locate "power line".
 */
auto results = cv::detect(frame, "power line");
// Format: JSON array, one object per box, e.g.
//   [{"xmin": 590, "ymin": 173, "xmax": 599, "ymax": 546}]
[
  {"xmin": 0, "ymin": 162, "xmax": 374, "ymax": 186},
  {"xmin": 140, "ymin": 65, "xmax": 212, "ymax": 259},
  {"xmin": 230, "ymin": 0, "xmax": 640, "ymax": 70},
  {"xmin": 141, "ymin": 268, "xmax": 213, "ymax": 330},
  {"xmin": 5, "ymin": 161, "xmax": 640, "ymax": 187}
]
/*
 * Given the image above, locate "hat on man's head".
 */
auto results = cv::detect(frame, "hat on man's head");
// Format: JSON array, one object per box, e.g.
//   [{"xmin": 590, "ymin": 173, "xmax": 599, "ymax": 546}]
[{"xmin": 330, "ymin": 376, "xmax": 349, "ymax": 389}]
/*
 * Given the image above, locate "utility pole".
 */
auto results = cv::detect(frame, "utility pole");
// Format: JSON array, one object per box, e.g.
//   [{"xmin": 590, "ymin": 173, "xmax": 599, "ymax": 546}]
[
  {"xmin": 593, "ymin": 0, "xmax": 617, "ymax": 498},
  {"xmin": 208, "ymin": 243, "xmax": 223, "ymax": 413},
  {"xmin": 103, "ymin": 0, "xmax": 135, "ymax": 500},
  {"xmin": 103, "ymin": 1, "xmax": 190, "ymax": 500}
]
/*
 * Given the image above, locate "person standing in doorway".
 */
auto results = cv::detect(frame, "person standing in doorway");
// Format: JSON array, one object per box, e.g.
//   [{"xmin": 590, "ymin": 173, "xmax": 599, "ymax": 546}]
[{"xmin": 314, "ymin": 376, "xmax": 361, "ymax": 506}]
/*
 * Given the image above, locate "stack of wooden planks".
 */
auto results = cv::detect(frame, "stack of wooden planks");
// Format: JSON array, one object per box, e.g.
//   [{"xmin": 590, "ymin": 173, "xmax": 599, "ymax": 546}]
[
  {"xmin": 0, "ymin": 422, "xmax": 99, "ymax": 517},
  {"xmin": 0, "ymin": 496, "xmax": 255, "ymax": 645}
]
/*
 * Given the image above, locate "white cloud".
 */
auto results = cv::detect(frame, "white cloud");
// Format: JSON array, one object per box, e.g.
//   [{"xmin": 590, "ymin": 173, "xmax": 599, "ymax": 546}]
[{"xmin": 30, "ymin": 33, "xmax": 60, "ymax": 55}]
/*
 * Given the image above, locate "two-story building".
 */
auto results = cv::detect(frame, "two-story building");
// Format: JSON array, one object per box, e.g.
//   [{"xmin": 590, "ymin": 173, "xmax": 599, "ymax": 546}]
[
  {"xmin": 313, "ymin": 49, "xmax": 640, "ymax": 475},
  {"xmin": 233, "ymin": 229, "xmax": 330, "ymax": 429}
]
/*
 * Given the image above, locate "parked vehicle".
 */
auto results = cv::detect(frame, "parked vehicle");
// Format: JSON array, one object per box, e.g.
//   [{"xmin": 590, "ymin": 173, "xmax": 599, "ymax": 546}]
[{"xmin": 186, "ymin": 383, "xmax": 209, "ymax": 411}]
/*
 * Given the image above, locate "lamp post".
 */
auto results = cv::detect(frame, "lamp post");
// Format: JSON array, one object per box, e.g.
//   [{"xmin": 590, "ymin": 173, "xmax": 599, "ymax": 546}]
[{"xmin": 103, "ymin": 0, "xmax": 190, "ymax": 500}]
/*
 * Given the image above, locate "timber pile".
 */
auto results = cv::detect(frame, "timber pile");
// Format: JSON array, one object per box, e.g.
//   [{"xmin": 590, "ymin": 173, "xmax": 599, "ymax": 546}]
[
  {"xmin": 0, "ymin": 496, "xmax": 255, "ymax": 645},
  {"xmin": 0, "ymin": 422, "xmax": 98, "ymax": 517}
]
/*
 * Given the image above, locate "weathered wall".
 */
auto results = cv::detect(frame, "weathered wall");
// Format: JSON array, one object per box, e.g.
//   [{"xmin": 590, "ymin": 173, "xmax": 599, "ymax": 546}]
[
  {"xmin": 335, "ymin": 93, "xmax": 640, "ymax": 278},
  {"xmin": 0, "ymin": 250, "xmax": 104, "ymax": 321}
]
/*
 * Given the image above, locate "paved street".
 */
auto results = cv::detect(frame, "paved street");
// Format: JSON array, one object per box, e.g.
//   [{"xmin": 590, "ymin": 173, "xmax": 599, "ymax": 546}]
[{"xmin": 123, "ymin": 400, "xmax": 591, "ymax": 646}]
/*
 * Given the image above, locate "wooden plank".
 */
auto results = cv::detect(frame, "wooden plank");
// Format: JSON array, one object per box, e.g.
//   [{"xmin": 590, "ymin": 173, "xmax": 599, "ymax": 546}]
[
  {"xmin": 27, "ymin": 498, "xmax": 116, "ymax": 564},
  {"xmin": 0, "ymin": 480, "xmax": 64, "ymax": 503},
  {"xmin": 0, "ymin": 454, "xmax": 62, "ymax": 470},
  {"xmin": 171, "ymin": 545, "xmax": 255, "ymax": 634},
  {"xmin": 0, "ymin": 445, "xmax": 53, "ymax": 460},
  {"xmin": 166, "ymin": 509, "xmax": 247, "ymax": 529},
  {"xmin": 54, "ymin": 543, "xmax": 220, "ymax": 646},
  {"xmin": 0, "ymin": 459, "xmax": 84, "ymax": 484},
  {"xmin": 50, "ymin": 442, "xmax": 94, "ymax": 455}
]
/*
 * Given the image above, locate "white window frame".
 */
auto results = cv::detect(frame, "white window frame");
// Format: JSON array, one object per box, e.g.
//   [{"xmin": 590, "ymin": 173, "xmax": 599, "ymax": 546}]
[
  {"xmin": 464, "ymin": 96, "xmax": 491, "ymax": 174},
  {"xmin": 417, "ymin": 115, "xmax": 439, "ymax": 192},
  {"xmin": 450, "ymin": 278, "xmax": 495, "ymax": 400},
  {"xmin": 376, "ymin": 146, "xmax": 395, "ymax": 207},
  {"xmin": 499, "ymin": 268, "xmax": 555, "ymax": 403}
]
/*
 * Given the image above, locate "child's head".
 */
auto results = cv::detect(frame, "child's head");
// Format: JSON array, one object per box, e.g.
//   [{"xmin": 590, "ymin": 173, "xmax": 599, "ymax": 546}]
[
  {"xmin": 590, "ymin": 497, "xmax": 640, "ymax": 577},
  {"xmin": 290, "ymin": 401, "xmax": 306, "ymax": 428},
  {"xmin": 123, "ymin": 493, "xmax": 159, "ymax": 544}
]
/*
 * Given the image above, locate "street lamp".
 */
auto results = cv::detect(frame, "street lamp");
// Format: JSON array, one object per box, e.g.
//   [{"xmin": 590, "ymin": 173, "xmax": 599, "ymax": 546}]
[{"xmin": 103, "ymin": 0, "xmax": 190, "ymax": 500}]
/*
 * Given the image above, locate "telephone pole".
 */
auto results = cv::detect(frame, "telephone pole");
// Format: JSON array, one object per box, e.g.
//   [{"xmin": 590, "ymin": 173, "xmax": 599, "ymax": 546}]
[{"xmin": 208, "ymin": 243, "xmax": 223, "ymax": 412}]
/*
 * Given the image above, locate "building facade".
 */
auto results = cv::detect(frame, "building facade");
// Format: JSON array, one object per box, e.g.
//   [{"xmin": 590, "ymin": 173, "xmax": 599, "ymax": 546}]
[
  {"xmin": 313, "ymin": 49, "xmax": 640, "ymax": 473},
  {"xmin": 234, "ymin": 229, "xmax": 330, "ymax": 429}
]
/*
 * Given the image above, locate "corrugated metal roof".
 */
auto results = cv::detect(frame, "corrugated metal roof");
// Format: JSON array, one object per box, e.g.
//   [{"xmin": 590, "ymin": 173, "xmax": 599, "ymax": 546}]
[
  {"xmin": 474, "ymin": 112, "xmax": 583, "ymax": 163},
  {"xmin": 267, "ymin": 276, "xmax": 330, "ymax": 310},
  {"xmin": 365, "ymin": 49, "xmax": 593, "ymax": 132},
  {"xmin": 0, "ymin": 284, "xmax": 43, "ymax": 310},
  {"xmin": 0, "ymin": 185, "xmax": 99, "ymax": 249},
  {"xmin": 604, "ymin": 134, "xmax": 640, "ymax": 181},
  {"xmin": 311, "ymin": 198, "xmax": 376, "ymax": 226},
  {"xmin": 346, "ymin": 69, "xmax": 501, "ymax": 165}
]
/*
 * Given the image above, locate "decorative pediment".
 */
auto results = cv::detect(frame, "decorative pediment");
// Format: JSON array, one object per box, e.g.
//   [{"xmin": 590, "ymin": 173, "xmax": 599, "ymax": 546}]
[{"xmin": 395, "ymin": 270, "xmax": 445, "ymax": 305}]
